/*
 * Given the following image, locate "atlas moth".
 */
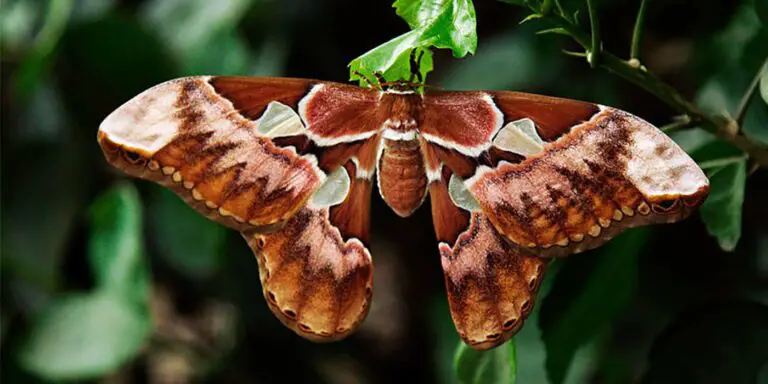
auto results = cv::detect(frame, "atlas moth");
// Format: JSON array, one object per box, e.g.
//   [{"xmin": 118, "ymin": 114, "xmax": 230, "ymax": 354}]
[{"xmin": 97, "ymin": 51, "xmax": 709, "ymax": 351}]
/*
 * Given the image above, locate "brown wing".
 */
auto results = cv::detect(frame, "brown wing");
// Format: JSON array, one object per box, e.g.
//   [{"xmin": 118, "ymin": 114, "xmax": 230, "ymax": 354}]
[
  {"xmin": 421, "ymin": 90, "xmax": 709, "ymax": 258},
  {"xmin": 243, "ymin": 206, "xmax": 373, "ymax": 341},
  {"xmin": 98, "ymin": 76, "xmax": 381, "ymax": 342},
  {"xmin": 98, "ymin": 76, "xmax": 323, "ymax": 231},
  {"xmin": 428, "ymin": 168, "xmax": 544, "ymax": 350},
  {"xmin": 439, "ymin": 211, "xmax": 547, "ymax": 351}
]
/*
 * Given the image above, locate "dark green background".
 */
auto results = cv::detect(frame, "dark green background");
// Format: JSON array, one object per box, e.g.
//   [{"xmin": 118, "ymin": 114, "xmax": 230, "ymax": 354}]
[{"xmin": 2, "ymin": 0, "xmax": 767, "ymax": 383}]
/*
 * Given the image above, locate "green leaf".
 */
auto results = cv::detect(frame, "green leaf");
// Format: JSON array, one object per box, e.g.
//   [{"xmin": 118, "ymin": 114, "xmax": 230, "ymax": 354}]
[
  {"xmin": 149, "ymin": 187, "xmax": 226, "ymax": 279},
  {"xmin": 539, "ymin": 228, "xmax": 650, "ymax": 384},
  {"xmin": 699, "ymin": 159, "xmax": 747, "ymax": 252},
  {"xmin": 18, "ymin": 291, "xmax": 152, "ymax": 381},
  {"xmin": 349, "ymin": 0, "xmax": 476, "ymax": 85},
  {"xmin": 394, "ymin": 0, "xmax": 477, "ymax": 56},
  {"xmin": 454, "ymin": 340, "xmax": 516, "ymax": 384},
  {"xmin": 349, "ymin": 34, "xmax": 435, "ymax": 87},
  {"xmin": 88, "ymin": 183, "xmax": 149, "ymax": 304}
]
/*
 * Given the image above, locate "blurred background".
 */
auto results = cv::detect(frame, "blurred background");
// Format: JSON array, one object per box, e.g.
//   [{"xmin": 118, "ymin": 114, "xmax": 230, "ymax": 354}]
[{"xmin": 2, "ymin": 0, "xmax": 767, "ymax": 383}]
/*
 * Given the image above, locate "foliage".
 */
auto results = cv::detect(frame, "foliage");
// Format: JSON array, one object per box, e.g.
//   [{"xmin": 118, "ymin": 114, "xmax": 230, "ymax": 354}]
[
  {"xmin": 18, "ymin": 184, "xmax": 152, "ymax": 380},
  {"xmin": 1, "ymin": 0, "xmax": 766, "ymax": 383},
  {"xmin": 453, "ymin": 341, "xmax": 516, "ymax": 384},
  {"xmin": 348, "ymin": 0, "xmax": 476, "ymax": 86}
]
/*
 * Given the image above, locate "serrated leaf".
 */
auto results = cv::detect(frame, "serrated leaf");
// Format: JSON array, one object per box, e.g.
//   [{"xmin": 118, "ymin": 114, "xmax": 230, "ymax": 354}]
[
  {"xmin": 761, "ymin": 69, "xmax": 768, "ymax": 105},
  {"xmin": 454, "ymin": 340, "xmax": 516, "ymax": 384},
  {"xmin": 349, "ymin": 0, "xmax": 476, "ymax": 85},
  {"xmin": 88, "ymin": 183, "xmax": 149, "ymax": 304},
  {"xmin": 18, "ymin": 291, "xmax": 151, "ymax": 381},
  {"xmin": 150, "ymin": 187, "xmax": 226, "ymax": 279},
  {"xmin": 700, "ymin": 159, "xmax": 746, "ymax": 252},
  {"xmin": 539, "ymin": 228, "xmax": 650, "ymax": 384}
]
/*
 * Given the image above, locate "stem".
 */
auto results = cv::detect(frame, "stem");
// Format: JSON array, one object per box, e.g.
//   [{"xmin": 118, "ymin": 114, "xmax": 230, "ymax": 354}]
[
  {"xmin": 630, "ymin": 0, "xmax": 648, "ymax": 61},
  {"xmin": 524, "ymin": 8, "xmax": 768, "ymax": 167},
  {"xmin": 734, "ymin": 58, "xmax": 768, "ymax": 127},
  {"xmin": 586, "ymin": 0, "xmax": 601, "ymax": 67},
  {"xmin": 660, "ymin": 115, "xmax": 692, "ymax": 133}
]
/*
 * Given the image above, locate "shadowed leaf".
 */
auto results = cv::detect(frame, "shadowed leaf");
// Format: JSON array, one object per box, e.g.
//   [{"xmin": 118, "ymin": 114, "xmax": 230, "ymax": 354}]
[
  {"xmin": 540, "ymin": 228, "xmax": 650, "ymax": 384},
  {"xmin": 88, "ymin": 183, "xmax": 150, "ymax": 303},
  {"xmin": 699, "ymin": 159, "xmax": 746, "ymax": 252},
  {"xmin": 454, "ymin": 339, "xmax": 516, "ymax": 384}
]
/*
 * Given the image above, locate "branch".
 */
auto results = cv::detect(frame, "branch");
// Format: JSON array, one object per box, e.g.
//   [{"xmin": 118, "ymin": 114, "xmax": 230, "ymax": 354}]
[{"xmin": 517, "ymin": 3, "xmax": 768, "ymax": 167}]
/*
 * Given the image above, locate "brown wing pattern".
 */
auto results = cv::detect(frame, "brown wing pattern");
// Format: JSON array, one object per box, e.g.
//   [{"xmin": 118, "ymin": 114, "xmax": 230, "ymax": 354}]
[
  {"xmin": 98, "ymin": 76, "xmax": 379, "ymax": 342},
  {"xmin": 440, "ymin": 212, "xmax": 547, "ymax": 350},
  {"xmin": 467, "ymin": 107, "xmax": 709, "ymax": 257},
  {"xmin": 97, "ymin": 77, "xmax": 322, "ymax": 231},
  {"xmin": 243, "ymin": 207, "xmax": 373, "ymax": 341}
]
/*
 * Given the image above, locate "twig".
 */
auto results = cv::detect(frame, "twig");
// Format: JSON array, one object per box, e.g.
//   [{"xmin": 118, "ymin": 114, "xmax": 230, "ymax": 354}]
[
  {"xmin": 734, "ymin": 58, "xmax": 768, "ymax": 127},
  {"xmin": 630, "ymin": 0, "xmax": 648, "ymax": 63},
  {"xmin": 660, "ymin": 115, "xmax": 692, "ymax": 133},
  {"xmin": 515, "ymin": 3, "xmax": 768, "ymax": 167},
  {"xmin": 586, "ymin": 0, "xmax": 601, "ymax": 68}
]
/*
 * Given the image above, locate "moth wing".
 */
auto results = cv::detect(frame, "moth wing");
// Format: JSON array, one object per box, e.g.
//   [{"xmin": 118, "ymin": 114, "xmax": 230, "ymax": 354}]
[
  {"xmin": 422, "ymin": 90, "xmax": 709, "ymax": 257},
  {"xmin": 243, "ymin": 205, "xmax": 373, "ymax": 341},
  {"xmin": 98, "ymin": 76, "xmax": 323, "ymax": 231}
]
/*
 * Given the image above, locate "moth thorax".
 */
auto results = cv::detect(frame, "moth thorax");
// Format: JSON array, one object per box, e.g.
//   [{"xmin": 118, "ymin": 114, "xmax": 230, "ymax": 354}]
[
  {"xmin": 381, "ymin": 92, "xmax": 422, "ymax": 132},
  {"xmin": 377, "ymin": 139, "xmax": 428, "ymax": 218}
]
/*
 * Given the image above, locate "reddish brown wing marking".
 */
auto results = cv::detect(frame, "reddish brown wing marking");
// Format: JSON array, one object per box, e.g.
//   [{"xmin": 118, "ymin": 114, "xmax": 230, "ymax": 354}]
[
  {"xmin": 330, "ymin": 162, "xmax": 374, "ymax": 244},
  {"xmin": 468, "ymin": 107, "xmax": 710, "ymax": 257},
  {"xmin": 300, "ymin": 83, "xmax": 387, "ymax": 145},
  {"xmin": 98, "ymin": 77, "xmax": 323, "ymax": 232},
  {"xmin": 489, "ymin": 91, "xmax": 599, "ymax": 141},
  {"xmin": 429, "ymin": 167, "xmax": 470, "ymax": 245},
  {"xmin": 209, "ymin": 76, "xmax": 315, "ymax": 118},
  {"xmin": 243, "ymin": 207, "xmax": 373, "ymax": 341},
  {"xmin": 440, "ymin": 212, "xmax": 547, "ymax": 351},
  {"xmin": 420, "ymin": 91, "xmax": 503, "ymax": 156}
]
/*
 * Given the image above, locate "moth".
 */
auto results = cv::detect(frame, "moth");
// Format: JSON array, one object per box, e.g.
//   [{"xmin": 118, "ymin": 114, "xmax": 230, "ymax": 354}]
[{"xmin": 97, "ymin": 57, "xmax": 709, "ymax": 350}]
